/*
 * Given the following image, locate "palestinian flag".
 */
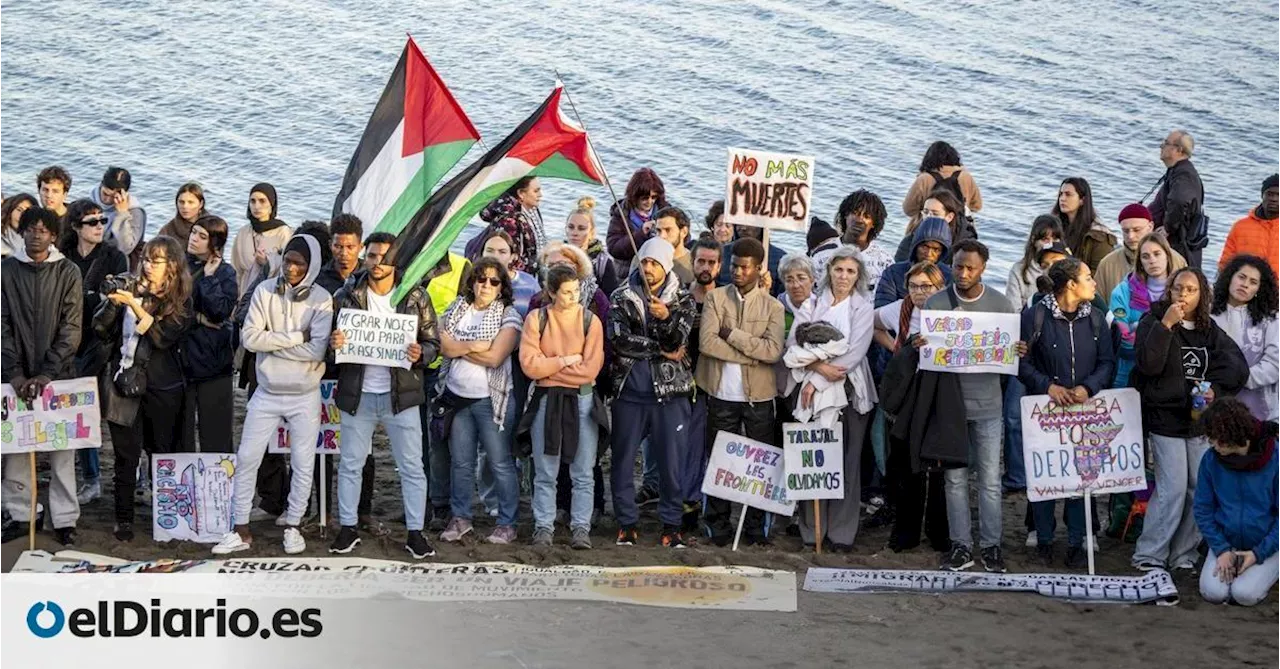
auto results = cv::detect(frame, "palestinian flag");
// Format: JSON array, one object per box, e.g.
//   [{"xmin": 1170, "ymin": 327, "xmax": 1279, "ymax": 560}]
[
  {"xmin": 332, "ymin": 37, "xmax": 480, "ymax": 235},
  {"xmin": 387, "ymin": 84, "xmax": 603, "ymax": 302}
]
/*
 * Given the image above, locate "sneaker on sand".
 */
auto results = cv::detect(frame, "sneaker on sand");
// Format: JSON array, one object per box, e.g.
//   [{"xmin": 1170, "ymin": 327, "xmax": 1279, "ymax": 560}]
[
  {"xmin": 212, "ymin": 532, "xmax": 251, "ymax": 555},
  {"xmin": 635, "ymin": 486, "xmax": 660, "ymax": 508},
  {"xmin": 616, "ymin": 526, "xmax": 638, "ymax": 546},
  {"xmin": 113, "ymin": 523, "xmax": 134, "ymax": 542},
  {"xmin": 405, "ymin": 531, "xmax": 436, "ymax": 559},
  {"xmin": 282, "ymin": 527, "xmax": 306, "ymax": 555},
  {"xmin": 440, "ymin": 518, "xmax": 473, "ymax": 543},
  {"xmin": 940, "ymin": 543, "xmax": 974, "ymax": 571},
  {"xmin": 1025, "ymin": 531, "xmax": 1037, "ymax": 548},
  {"xmin": 487, "ymin": 525, "xmax": 517, "ymax": 545},
  {"xmin": 1065, "ymin": 546, "xmax": 1087, "ymax": 569},
  {"xmin": 570, "ymin": 527, "xmax": 592, "ymax": 550},
  {"xmin": 428, "ymin": 510, "xmax": 451, "ymax": 532},
  {"xmin": 275, "ymin": 515, "xmax": 293, "ymax": 527},
  {"xmin": 532, "ymin": 527, "xmax": 554, "ymax": 547},
  {"xmin": 76, "ymin": 481, "xmax": 101, "ymax": 505},
  {"xmin": 661, "ymin": 526, "xmax": 687, "ymax": 549},
  {"xmin": 1036, "ymin": 544, "xmax": 1054, "ymax": 566},
  {"xmin": 329, "ymin": 526, "xmax": 361, "ymax": 554},
  {"xmin": 54, "ymin": 527, "xmax": 77, "ymax": 546},
  {"xmin": 981, "ymin": 546, "xmax": 1007, "ymax": 573}
]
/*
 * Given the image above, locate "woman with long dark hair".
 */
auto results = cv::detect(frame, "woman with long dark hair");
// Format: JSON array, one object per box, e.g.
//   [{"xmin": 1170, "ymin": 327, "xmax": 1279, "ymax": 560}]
[
  {"xmin": 1, "ymin": 193, "xmax": 37, "ymax": 257},
  {"xmin": 479, "ymin": 176, "xmax": 545, "ymax": 274},
  {"xmin": 1111, "ymin": 233, "xmax": 1178, "ymax": 387},
  {"xmin": 158, "ymin": 182, "xmax": 208, "ymax": 248},
  {"xmin": 1130, "ymin": 267, "xmax": 1248, "ymax": 571},
  {"xmin": 1005, "ymin": 215, "xmax": 1066, "ymax": 309},
  {"xmin": 902, "ymin": 141, "xmax": 983, "ymax": 227},
  {"xmin": 606, "ymin": 167, "xmax": 668, "ymax": 266},
  {"xmin": 94, "ymin": 236, "xmax": 194, "ymax": 541},
  {"xmin": 1211, "ymin": 254, "xmax": 1279, "ymax": 422},
  {"xmin": 1052, "ymin": 177, "xmax": 1116, "ymax": 271},
  {"xmin": 182, "ymin": 215, "xmax": 238, "ymax": 452}
]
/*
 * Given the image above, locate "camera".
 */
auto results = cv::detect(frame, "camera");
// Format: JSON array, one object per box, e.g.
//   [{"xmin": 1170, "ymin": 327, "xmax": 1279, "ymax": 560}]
[{"xmin": 101, "ymin": 273, "xmax": 139, "ymax": 295}]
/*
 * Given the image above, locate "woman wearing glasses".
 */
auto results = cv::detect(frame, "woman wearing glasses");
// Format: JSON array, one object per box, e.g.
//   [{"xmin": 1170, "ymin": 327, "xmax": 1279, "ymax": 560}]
[{"xmin": 60, "ymin": 199, "xmax": 129, "ymax": 505}]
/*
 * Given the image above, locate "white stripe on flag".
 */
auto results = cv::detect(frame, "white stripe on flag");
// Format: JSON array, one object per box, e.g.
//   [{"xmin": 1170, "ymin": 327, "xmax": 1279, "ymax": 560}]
[{"xmin": 339, "ymin": 119, "xmax": 420, "ymax": 229}]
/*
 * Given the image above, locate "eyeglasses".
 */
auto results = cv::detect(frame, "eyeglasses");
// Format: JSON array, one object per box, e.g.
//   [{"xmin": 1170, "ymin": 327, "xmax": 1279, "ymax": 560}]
[
  {"xmin": 79, "ymin": 216, "xmax": 107, "ymax": 227},
  {"xmin": 143, "ymin": 257, "xmax": 169, "ymax": 266},
  {"xmin": 908, "ymin": 283, "xmax": 938, "ymax": 293},
  {"xmin": 639, "ymin": 192, "xmax": 659, "ymax": 201},
  {"xmin": 475, "ymin": 276, "xmax": 502, "ymax": 287}
]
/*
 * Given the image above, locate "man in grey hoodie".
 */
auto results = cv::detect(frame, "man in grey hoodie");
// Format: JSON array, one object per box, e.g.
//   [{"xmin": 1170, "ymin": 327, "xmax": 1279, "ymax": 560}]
[
  {"xmin": 1, "ymin": 207, "xmax": 84, "ymax": 545},
  {"xmin": 89, "ymin": 167, "xmax": 146, "ymax": 264},
  {"xmin": 213, "ymin": 234, "xmax": 333, "ymax": 556}
]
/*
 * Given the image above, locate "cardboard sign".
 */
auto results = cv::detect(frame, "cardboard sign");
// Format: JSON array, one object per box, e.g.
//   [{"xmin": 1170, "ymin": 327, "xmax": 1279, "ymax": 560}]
[
  {"xmin": 1021, "ymin": 388, "xmax": 1147, "ymax": 502},
  {"xmin": 334, "ymin": 308, "xmax": 418, "ymax": 369},
  {"xmin": 0, "ymin": 377, "xmax": 102, "ymax": 453},
  {"xmin": 269, "ymin": 380, "xmax": 340, "ymax": 454},
  {"xmin": 782, "ymin": 422, "xmax": 844, "ymax": 501},
  {"xmin": 152, "ymin": 453, "xmax": 236, "ymax": 544},
  {"xmin": 701, "ymin": 431, "xmax": 795, "ymax": 516},
  {"xmin": 724, "ymin": 147, "xmax": 814, "ymax": 232},
  {"xmin": 918, "ymin": 310, "xmax": 1020, "ymax": 375}
]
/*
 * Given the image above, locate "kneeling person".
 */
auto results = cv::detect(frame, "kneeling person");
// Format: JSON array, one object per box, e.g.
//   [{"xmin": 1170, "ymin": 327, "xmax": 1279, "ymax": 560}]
[{"xmin": 327, "ymin": 234, "xmax": 440, "ymax": 558}]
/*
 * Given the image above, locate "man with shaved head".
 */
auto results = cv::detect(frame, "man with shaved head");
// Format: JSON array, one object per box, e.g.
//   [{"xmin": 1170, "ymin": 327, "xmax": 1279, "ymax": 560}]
[{"xmin": 1150, "ymin": 129, "xmax": 1206, "ymax": 268}]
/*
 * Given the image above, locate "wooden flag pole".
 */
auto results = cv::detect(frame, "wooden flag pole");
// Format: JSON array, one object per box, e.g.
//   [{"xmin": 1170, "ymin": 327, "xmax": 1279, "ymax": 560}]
[
  {"xmin": 28, "ymin": 452, "xmax": 37, "ymax": 551},
  {"xmin": 814, "ymin": 500, "xmax": 822, "ymax": 555},
  {"xmin": 730, "ymin": 505, "xmax": 748, "ymax": 552}
]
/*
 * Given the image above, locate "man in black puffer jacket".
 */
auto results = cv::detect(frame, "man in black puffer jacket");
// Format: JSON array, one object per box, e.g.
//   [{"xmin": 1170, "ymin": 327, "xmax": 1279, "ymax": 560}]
[{"xmin": 1, "ymin": 207, "xmax": 84, "ymax": 545}]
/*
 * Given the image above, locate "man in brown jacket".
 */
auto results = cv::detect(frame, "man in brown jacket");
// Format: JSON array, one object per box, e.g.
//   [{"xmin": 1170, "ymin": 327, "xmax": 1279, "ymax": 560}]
[{"xmin": 695, "ymin": 236, "xmax": 785, "ymax": 545}]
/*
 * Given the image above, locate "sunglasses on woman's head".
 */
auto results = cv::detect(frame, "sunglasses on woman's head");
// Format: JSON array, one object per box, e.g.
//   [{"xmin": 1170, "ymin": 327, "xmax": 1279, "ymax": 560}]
[{"xmin": 475, "ymin": 276, "xmax": 502, "ymax": 287}]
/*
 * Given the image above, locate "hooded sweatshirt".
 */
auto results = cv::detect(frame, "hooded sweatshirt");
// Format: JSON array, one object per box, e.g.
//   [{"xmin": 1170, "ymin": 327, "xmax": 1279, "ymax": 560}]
[
  {"xmin": 1212, "ymin": 306, "xmax": 1279, "ymax": 422},
  {"xmin": 89, "ymin": 185, "xmax": 146, "ymax": 258},
  {"xmin": 230, "ymin": 183, "xmax": 292, "ymax": 297},
  {"xmin": 240, "ymin": 234, "xmax": 333, "ymax": 395},
  {"xmin": 1, "ymin": 245, "xmax": 83, "ymax": 384},
  {"xmin": 875, "ymin": 216, "xmax": 953, "ymax": 309},
  {"xmin": 1194, "ymin": 421, "xmax": 1279, "ymax": 563}
]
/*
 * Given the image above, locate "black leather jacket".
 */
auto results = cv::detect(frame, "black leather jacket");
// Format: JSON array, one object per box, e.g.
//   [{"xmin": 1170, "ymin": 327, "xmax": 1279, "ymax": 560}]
[{"xmin": 605, "ymin": 272, "xmax": 696, "ymax": 401}]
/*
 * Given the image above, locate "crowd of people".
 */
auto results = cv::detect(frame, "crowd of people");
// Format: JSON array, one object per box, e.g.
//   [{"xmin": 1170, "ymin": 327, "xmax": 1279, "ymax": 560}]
[{"xmin": 2, "ymin": 133, "xmax": 1277, "ymax": 606}]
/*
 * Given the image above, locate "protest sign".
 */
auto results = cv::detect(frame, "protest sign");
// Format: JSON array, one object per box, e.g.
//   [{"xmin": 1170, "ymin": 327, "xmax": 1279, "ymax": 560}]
[
  {"xmin": 701, "ymin": 431, "xmax": 794, "ymax": 516},
  {"xmin": 1021, "ymin": 388, "xmax": 1147, "ymax": 503},
  {"xmin": 724, "ymin": 147, "xmax": 814, "ymax": 232},
  {"xmin": 270, "ymin": 380, "xmax": 340, "ymax": 454},
  {"xmin": 803, "ymin": 568, "xmax": 1179, "ymax": 605},
  {"xmin": 917, "ymin": 309, "xmax": 1020, "ymax": 375},
  {"xmin": 0, "ymin": 377, "xmax": 102, "ymax": 453},
  {"xmin": 152, "ymin": 453, "xmax": 236, "ymax": 544},
  {"xmin": 782, "ymin": 422, "xmax": 844, "ymax": 501},
  {"xmin": 334, "ymin": 308, "xmax": 418, "ymax": 369}
]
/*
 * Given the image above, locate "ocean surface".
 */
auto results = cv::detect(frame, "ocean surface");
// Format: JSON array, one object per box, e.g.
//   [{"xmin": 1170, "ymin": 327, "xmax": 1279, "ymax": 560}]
[{"xmin": 3, "ymin": 0, "xmax": 1276, "ymax": 287}]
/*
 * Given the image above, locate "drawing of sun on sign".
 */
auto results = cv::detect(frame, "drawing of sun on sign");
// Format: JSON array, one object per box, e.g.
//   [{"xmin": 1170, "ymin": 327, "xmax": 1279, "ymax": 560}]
[
  {"xmin": 153, "ymin": 453, "xmax": 236, "ymax": 543},
  {"xmin": 1020, "ymin": 388, "xmax": 1147, "ymax": 502}
]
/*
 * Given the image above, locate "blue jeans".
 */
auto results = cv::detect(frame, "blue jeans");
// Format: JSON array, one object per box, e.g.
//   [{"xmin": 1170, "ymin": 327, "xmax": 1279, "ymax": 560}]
[
  {"xmin": 943, "ymin": 417, "xmax": 1004, "ymax": 549},
  {"xmin": 1002, "ymin": 377, "xmax": 1026, "ymax": 490},
  {"xmin": 1032, "ymin": 498, "xmax": 1085, "ymax": 548},
  {"xmin": 448, "ymin": 396, "xmax": 518, "ymax": 526},
  {"xmin": 79, "ymin": 448, "xmax": 100, "ymax": 482},
  {"xmin": 338, "ymin": 392, "xmax": 428, "ymax": 531},
  {"xmin": 532, "ymin": 393, "xmax": 597, "ymax": 531}
]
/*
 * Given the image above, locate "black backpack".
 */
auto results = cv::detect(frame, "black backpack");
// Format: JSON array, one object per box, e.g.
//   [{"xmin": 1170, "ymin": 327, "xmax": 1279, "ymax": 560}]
[{"xmin": 929, "ymin": 169, "xmax": 967, "ymax": 206}]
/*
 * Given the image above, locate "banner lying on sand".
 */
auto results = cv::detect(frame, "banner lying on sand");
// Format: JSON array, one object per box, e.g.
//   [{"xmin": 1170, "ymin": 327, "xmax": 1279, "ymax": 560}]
[
  {"xmin": 803, "ymin": 568, "xmax": 1179, "ymax": 605},
  {"xmin": 11, "ymin": 551, "xmax": 797, "ymax": 612}
]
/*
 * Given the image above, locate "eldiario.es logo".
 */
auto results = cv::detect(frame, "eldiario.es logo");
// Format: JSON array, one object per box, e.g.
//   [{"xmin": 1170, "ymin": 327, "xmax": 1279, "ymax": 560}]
[{"xmin": 26, "ymin": 599, "xmax": 322, "ymax": 639}]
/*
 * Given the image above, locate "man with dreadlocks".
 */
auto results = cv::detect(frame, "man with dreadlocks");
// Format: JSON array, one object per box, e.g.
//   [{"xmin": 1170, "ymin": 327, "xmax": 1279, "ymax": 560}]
[{"xmin": 836, "ymin": 189, "xmax": 894, "ymax": 290}]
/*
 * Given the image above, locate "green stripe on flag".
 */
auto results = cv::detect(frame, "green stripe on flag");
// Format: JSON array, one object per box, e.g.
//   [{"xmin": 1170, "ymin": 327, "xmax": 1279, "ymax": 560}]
[
  {"xmin": 374, "ymin": 139, "xmax": 476, "ymax": 235},
  {"xmin": 530, "ymin": 152, "xmax": 597, "ymax": 184}
]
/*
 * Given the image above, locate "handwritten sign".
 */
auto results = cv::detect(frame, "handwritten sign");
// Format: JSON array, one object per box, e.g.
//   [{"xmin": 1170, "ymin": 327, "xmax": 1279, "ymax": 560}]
[
  {"xmin": 269, "ymin": 380, "xmax": 340, "ymax": 454},
  {"xmin": 334, "ymin": 308, "xmax": 418, "ymax": 369},
  {"xmin": 0, "ymin": 377, "xmax": 102, "ymax": 453},
  {"xmin": 153, "ymin": 453, "xmax": 236, "ymax": 543},
  {"xmin": 724, "ymin": 147, "xmax": 814, "ymax": 232},
  {"xmin": 918, "ymin": 310, "xmax": 1020, "ymax": 375},
  {"xmin": 1021, "ymin": 388, "xmax": 1147, "ymax": 502},
  {"xmin": 782, "ymin": 422, "xmax": 844, "ymax": 501},
  {"xmin": 701, "ymin": 431, "xmax": 795, "ymax": 516}
]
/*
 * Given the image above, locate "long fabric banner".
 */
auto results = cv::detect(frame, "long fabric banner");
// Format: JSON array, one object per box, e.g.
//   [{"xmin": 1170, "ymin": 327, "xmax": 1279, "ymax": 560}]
[
  {"xmin": 803, "ymin": 568, "xmax": 1179, "ymax": 605},
  {"xmin": 917, "ymin": 310, "xmax": 1020, "ymax": 375},
  {"xmin": 11, "ymin": 551, "xmax": 797, "ymax": 612},
  {"xmin": 0, "ymin": 377, "xmax": 102, "ymax": 453},
  {"xmin": 1021, "ymin": 388, "xmax": 1147, "ymax": 502}
]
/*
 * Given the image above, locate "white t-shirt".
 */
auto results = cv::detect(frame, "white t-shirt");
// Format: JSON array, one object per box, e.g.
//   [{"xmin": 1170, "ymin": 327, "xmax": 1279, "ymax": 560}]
[
  {"xmin": 715, "ymin": 363, "xmax": 748, "ymax": 402},
  {"xmin": 447, "ymin": 309, "xmax": 493, "ymax": 399},
  {"xmin": 873, "ymin": 299, "xmax": 921, "ymax": 338},
  {"xmin": 360, "ymin": 289, "xmax": 396, "ymax": 394}
]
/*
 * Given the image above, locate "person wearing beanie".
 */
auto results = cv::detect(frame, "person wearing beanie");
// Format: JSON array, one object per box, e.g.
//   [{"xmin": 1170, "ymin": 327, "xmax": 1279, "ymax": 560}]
[
  {"xmin": 230, "ymin": 182, "xmax": 293, "ymax": 298},
  {"xmin": 605, "ymin": 236, "xmax": 697, "ymax": 549},
  {"xmin": 1095, "ymin": 203, "xmax": 1188, "ymax": 302},
  {"xmin": 1219, "ymin": 174, "xmax": 1279, "ymax": 276},
  {"xmin": 806, "ymin": 216, "xmax": 840, "ymax": 285},
  {"xmin": 215, "ymin": 233, "xmax": 333, "ymax": 557}
]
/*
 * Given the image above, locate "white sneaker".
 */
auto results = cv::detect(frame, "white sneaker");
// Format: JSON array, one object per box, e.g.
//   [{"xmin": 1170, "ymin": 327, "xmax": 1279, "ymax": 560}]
[
  {"xmin": 282, "ymin": 527, "xmax": 305, "ymax": 555},
  {"xmin": 212, "ymin": 532, "xmax": 251, "ymax": 555},
  {"xmin": 275, "ymin": 515, "xmax": 293, "ymax": 527},
  {"xmin": 76, "ymin": 481, "xmax": 101, "ymax": 505},
  {"xmin": 1025, "ymin": 531, "xmax": 1037, "ymax": 547}
]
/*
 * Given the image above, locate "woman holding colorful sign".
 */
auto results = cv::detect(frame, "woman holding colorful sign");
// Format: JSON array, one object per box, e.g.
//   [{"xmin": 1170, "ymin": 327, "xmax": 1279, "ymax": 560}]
[
  {"xmin": 1130, "ymin": 267, "xmax": 1248, "ymax": 571},
  {"xmin": 784, "ymin": 246, "xmax": 877, "ymax": 551},
  {"xmin": 1018, "ymin": 258, "xmax": 1115, "ymax": 567}
]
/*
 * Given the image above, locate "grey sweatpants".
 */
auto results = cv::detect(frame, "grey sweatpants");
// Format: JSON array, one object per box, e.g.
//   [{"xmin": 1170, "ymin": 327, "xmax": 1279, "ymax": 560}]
[
  {"xmin": 799, "ymin": 408, "xmax": 871, "ymax": 547},
  {"xmin": 2, "ymin": 451, "xmax": 80, "ymax": 528}
]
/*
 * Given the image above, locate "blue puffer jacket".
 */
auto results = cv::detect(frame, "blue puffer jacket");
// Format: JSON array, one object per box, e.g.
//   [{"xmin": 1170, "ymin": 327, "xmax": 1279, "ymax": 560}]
[
  {"xmin": 874, "ymin": 216, "xmax": 952, "ymax": 309},
  {"xmin": 1194, "ymin": 422, "xmax": 1279, "ymax": 562},
  {"xmin": 182, "ymin": 256, "xmax": 239, "ymax": 382},
  {"xmin": 1018, "ymin": 296, "xmax": 1115, "ymax": 396}
]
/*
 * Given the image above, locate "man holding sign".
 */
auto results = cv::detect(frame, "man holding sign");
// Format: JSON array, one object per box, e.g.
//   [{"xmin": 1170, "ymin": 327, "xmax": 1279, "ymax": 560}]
[
  {"xmin": 328, "ymin": 232, "xmax": 439, "ymax": 559},
  {"xmin": 918, "ymin": 240, "xmax": 1026, "ymax": 573}
]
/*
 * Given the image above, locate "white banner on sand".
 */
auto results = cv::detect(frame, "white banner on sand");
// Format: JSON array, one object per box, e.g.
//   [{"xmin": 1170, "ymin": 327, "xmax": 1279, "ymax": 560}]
[
  {"xmin": 11, "ymin": 551, "xmax": 797, "ymax": 612},
  {"xmin": 803, "ymin": 568, "xmax": 1179, "ymax": 605}
]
